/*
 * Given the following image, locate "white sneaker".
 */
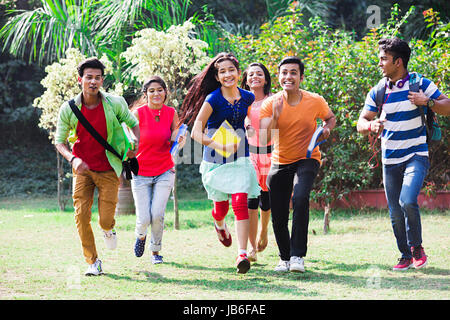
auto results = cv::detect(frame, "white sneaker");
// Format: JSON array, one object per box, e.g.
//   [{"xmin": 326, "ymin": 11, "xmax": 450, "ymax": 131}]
[
  {"xmin": 103, "ymin": 229, "xmax": 117, "ymax": 250},
  {"xmin": 85, "ymin": 259, "xmax": 103, "ymax": 276},
  {"xmin": 289, "ymin": 256, "xmax": 305, "ymax": 273},
  {"xmin": 274, "ymin": 259, "xmax": 290, "ymax": 272}
]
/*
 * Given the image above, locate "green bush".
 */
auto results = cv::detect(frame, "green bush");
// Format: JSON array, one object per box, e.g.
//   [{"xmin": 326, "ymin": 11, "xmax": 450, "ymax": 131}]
[
  {"xmin": 226, "ymin": 4, "xmax": 449, "ymax": 204},
  {"xmin": 0, "ymin": 141, "xmax": 59, "ymax": 197}
]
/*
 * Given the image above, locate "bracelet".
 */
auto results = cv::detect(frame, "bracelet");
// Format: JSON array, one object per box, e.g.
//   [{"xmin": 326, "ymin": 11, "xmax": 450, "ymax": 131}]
[{"xmin": 69, "ymin": 155, "xmax": 77, "ymax": 165}]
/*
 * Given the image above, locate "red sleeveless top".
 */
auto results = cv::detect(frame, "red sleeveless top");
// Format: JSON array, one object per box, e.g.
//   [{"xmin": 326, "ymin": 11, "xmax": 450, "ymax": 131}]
[{"xmin": 136, "ymin": 104, "xmax": 175, "ymax": 176}]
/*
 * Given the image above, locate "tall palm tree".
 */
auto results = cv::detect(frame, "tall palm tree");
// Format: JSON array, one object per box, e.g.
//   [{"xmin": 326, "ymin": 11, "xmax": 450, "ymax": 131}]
[
  {"xmin": 92, "ymin": 0, "xmax": 191, "ymax": 84},
  {"xmin": 265, "ymin": 0, "xmax": 335, "ymax": 22},
  {"xmin": 0, "ymin": 0, "xmax": 191, "ymax": 68},
  {"xmin": 0, "ymin": 0, "xmax": 99, "ymax": 65}
]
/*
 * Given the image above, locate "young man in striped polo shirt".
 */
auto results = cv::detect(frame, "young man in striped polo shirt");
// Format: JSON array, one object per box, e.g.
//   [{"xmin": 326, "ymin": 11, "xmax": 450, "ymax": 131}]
[{"xmin": 357, "ymin": 37, "xmax": 449, "ymax": 271}]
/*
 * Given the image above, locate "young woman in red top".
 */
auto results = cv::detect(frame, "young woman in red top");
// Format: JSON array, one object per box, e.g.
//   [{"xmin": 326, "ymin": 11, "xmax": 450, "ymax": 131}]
[{"xmin": 131, "ymin": 76, "xmax": 186, "ymax": 264}]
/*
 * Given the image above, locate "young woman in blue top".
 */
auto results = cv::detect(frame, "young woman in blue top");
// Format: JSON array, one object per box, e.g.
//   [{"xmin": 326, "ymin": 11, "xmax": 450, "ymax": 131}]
[{"xmin": 179, "ymin": 52, "xmax": 261, "ymax": 274}]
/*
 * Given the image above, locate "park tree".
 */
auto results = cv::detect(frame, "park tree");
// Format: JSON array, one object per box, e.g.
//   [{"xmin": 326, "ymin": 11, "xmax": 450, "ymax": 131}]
[
  {"xmin": 31, "ymin": 20, "xmax": 212, "ymax": 218},
  {"xmin": 32, "ymin": 48, "xmax": 117, "ymax": 209},
  {"xmin": 122, "ymin": 20, "xmax": 210, "ymax": 228},
  {"xmin": 0, "ymin": 0, "xmax": 200, "ymax": 210},
  {"xmin": 122, "ymin": 20, "xmax": 210, "ymax": 109},
  {"xmin": 0, "ymin": 0, "xmax": 192, "ymax": 65}
]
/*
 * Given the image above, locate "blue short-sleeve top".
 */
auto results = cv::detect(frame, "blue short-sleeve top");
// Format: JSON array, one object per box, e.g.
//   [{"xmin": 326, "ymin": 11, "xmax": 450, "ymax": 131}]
[{"xmin": 203, "ymin": 87, "xmax": 255, "ymax": 164}]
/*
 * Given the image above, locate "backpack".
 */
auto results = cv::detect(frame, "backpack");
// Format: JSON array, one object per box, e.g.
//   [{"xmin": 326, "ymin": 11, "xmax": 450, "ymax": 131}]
[{"xmin": 374, "ymin": 73, "xmax": 441, "ymax": 144}]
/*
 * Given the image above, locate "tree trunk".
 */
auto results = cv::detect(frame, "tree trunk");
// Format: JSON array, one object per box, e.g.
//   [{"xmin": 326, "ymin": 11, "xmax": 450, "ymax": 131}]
[
  {"xmin": 323, "ymin": 203, "xmax": 331, "ymax": 234},
  {"xmin": 115, "ymin": 174, "xmax": 135, "ymax": 215},
  {"xmin": 56, "ymin": 149, "xmax": 66, "ymax": 211},
  {"xmin": 173, "ymin": 168, "xmax": 179, "ymax": 230}
]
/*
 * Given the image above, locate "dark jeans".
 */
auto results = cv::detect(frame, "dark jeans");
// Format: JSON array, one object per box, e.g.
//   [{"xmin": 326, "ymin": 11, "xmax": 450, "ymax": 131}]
[{"xmin": 267, "ymin": 159, "xmax": 320, "ymax": 261}]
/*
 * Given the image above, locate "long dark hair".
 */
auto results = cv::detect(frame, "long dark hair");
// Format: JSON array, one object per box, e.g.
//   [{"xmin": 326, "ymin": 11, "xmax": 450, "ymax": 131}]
[
  {"xmin": 240, "ymin": 62, "xmax": 271, "ymax": 96},
  {"xmin": 130, "ymin": 75, "xmax": 168, "ymax": 112},
  {"xmin": 179, "ymin": 52, "xmax": 240, "ymax": 125}
]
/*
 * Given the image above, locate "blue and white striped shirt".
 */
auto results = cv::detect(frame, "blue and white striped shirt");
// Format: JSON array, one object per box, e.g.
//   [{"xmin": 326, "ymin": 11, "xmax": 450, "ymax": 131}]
[{"xmin": 364, "ymin": 72, "xmax": 441, "ymax": 165}]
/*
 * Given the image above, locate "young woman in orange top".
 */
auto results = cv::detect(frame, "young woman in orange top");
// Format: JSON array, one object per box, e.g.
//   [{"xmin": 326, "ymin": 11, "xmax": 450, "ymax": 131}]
[{"xmin": 241, "ymin": 62, "xmax": 273, "ymax": 262}]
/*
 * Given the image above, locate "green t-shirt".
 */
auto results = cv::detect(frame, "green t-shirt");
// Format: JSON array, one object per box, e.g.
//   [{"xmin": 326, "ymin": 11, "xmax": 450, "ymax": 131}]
[{"xmin": 55, "ymin": 91, "xmax": 139, "ymax": 177}]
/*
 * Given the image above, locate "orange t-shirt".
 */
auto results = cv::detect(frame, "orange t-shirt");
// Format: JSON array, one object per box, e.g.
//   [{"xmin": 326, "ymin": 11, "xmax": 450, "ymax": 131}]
[{"xmin": 259, "ymin": 90, "xmax": 331, "ymax": 165}]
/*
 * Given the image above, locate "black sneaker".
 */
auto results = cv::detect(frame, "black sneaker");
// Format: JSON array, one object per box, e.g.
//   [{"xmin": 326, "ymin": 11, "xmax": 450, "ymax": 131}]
[{"xmin": 134, "ymin": 237, "xmax": 146, "ymax": 257}]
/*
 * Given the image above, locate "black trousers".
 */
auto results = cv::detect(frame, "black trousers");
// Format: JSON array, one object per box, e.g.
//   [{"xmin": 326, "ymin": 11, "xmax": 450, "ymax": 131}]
[{"xmin": 267, "ymin": 159, "xmax": 320, "ymax": 261}]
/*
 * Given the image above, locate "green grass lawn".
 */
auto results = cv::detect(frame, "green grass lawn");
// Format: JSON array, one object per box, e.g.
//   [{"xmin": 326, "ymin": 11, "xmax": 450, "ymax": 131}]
[{"xmin": 0, "ymin": 196, "xmax": 449, "ymax": 300}]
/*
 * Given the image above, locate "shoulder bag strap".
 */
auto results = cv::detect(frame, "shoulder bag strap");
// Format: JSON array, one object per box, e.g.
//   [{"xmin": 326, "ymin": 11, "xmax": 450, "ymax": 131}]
[
  {"xmin": 409, "ymin": 76, "xmax": 430, "ymax": 138},
  {"xmin": 375, "ymin": 78, "xmax": 386, "ymax": 119},
  {"xmin": 68, "ymin": 99, "xmax": 122, "ymax": 160}
]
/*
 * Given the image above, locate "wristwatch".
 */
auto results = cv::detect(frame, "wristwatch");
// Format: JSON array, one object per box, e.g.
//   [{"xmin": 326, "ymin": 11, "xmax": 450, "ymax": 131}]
[
  {"xmin": 427, "ymin": 98, "xmax": 435, "ymax": 109},
  {"xmin": 69, "ymin": 155, "xmax": 77, "ymax": 165}
]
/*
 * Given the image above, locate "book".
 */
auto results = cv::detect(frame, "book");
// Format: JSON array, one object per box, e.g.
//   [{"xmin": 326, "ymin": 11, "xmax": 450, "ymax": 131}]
[
  {"xmin": 210, "ymin": 120, "xmax": 241, "ymax": 158},
  {"xmin": 306, "ymin": 126, "xmax": 326, "ymax": 159},
  {"xmin": 170, "ymin": 123, "xmax": 188, "ymax": 156},
  {"xmin": 121, "ymin": 123, "xmax": 136, "ymax": 161}
]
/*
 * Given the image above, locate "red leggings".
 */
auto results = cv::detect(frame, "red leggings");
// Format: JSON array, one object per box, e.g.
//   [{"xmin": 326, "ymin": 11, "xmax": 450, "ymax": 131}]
[{"xmin": 212, "ymin": 193, "xmax": 248, "ymax": 221}]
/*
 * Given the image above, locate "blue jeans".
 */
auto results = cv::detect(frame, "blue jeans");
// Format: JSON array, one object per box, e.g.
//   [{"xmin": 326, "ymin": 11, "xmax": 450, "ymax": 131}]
[
  {"xmin": 383, "ymin": 154, "xmax": 429, "ymax": 259},
  {"xmin": 131, "ymin": 169, "xmax": 175, "ymax": 252}
]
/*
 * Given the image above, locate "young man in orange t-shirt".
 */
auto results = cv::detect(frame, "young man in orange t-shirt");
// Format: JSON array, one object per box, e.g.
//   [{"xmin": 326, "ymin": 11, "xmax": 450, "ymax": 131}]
[{"xmin": 260, "ymin": 56, "xmax": 336, "ymax": 273}]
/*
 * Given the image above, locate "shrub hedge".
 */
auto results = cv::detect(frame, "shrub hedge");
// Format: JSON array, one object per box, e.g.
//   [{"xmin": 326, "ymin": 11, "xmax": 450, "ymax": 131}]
[{"xmin": 226, "ymin": 4, "xmax": 449, "ymax": 204}]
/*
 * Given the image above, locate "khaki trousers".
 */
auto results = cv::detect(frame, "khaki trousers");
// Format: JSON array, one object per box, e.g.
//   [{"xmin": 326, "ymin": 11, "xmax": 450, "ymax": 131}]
[{"xmin": 72, "ymin": 169, "xmax": 119, "ymax": 264}]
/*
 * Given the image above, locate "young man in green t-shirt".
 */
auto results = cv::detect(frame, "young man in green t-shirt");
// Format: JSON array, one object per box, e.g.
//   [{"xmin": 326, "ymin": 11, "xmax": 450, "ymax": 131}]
[{"xmin": 55, "ymin": 58, "xmax": 139, "ymax": 275}]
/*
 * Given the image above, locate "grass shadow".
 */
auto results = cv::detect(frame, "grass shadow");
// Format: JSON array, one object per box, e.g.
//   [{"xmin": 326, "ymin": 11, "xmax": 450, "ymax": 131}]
[
  {"xmin": 310, "ymin": 258, "xmax": 450, "ymax": 276},
  {"xmin": 103, "ymin": 263, "xmax": 322, "ymax": 298},
  {"xmin": 303, "ymin": 259, "xmax": 450, "ymax": 291}
]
